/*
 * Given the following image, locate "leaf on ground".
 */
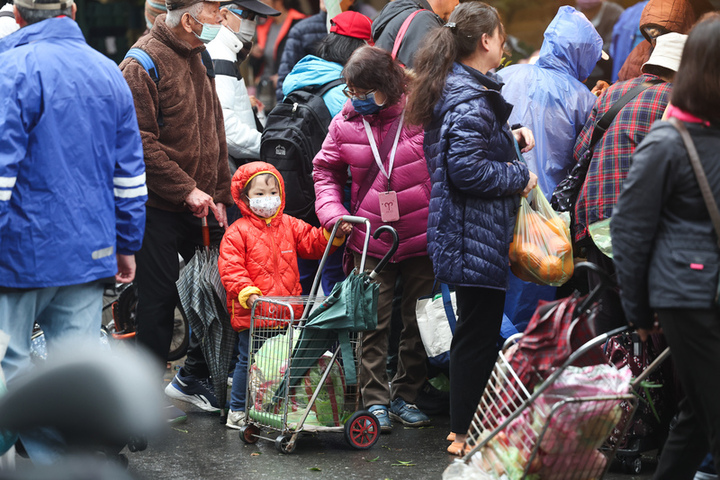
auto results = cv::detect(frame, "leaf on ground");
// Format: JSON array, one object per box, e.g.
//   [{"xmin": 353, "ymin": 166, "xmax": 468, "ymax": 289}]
[
  {"xmin": 308, "ymin": 467, "xmax": 322, "ymax": 471},
  {"xmin": 250, "ymin": 452, "xmax": 261, "ymax": 456},
  {"xmin": 171, "ymin": 427, "xmax": 189, "ymax": 433},
  {"xmin": 366, "ymin": 456, "xmax": 380, "ymax": 462},
  {"xmin": 391, "ymin": 460, "xmax": 415, "ymax": 467}
]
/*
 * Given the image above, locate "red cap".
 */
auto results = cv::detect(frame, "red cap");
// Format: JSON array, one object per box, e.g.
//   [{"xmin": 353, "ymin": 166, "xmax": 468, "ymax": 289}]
[{"xmin": 329, "ymin": 11, "xmax": 374, "ymax": 45}]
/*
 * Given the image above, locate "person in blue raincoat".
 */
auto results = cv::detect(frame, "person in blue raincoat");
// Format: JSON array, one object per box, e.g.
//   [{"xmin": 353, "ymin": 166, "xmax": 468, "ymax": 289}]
[
  {"xmin": 500, "ymin": 5, "xmax": 603, "ymax": 199},
  {"xmin": 498, "ymin": 6, "xmax": 603, "ymax": 330},
  {"xmin": 281, "ymin": 10, "xmax": 373, "ymax": 296}
]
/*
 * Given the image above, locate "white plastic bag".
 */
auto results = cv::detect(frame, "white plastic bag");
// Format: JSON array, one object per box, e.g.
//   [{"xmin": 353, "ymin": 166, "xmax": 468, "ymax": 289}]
[{"xmin": 415, "ymin": 284, "xmax": 456, "ymax": 367}]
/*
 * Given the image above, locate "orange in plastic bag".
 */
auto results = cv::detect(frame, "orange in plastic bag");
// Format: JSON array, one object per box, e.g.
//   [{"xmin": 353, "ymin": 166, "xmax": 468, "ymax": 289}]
[{"xmin": 509, "ymin": 186, "xmax": 574, "ymax": 286}]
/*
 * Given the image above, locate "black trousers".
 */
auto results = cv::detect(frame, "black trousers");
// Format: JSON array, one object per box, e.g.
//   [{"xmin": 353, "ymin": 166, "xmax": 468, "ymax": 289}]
[
  {"xmin": 135, "ymin": 207, "xmax": 224, "ymax": 378},
  {"xmin": 450, "ymin": 286, "xmax": 506, "ymax": 434},
  {"xmin": 653, "ymin": 308, "xmax": 720, "ymax": 480}
]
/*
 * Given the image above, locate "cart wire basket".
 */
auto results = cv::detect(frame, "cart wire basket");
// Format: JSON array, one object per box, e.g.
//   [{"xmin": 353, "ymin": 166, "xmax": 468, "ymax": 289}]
[
  {"xmin": 448, "ymin": 264, "xmax": 670, "ymax": 480},
  {"xmin": 239, "ymin": 216, "xmax": 399, "ymax": 454}
]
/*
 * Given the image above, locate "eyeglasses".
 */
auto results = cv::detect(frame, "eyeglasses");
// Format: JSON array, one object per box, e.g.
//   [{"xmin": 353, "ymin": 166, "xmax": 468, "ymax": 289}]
[
  {"xmin": 228, "ymin": 8, "xmax": 268, "ymax": 25},
  {"xmin": 342, "ymin": 87, "xmax": 376, "ymax": 101}
]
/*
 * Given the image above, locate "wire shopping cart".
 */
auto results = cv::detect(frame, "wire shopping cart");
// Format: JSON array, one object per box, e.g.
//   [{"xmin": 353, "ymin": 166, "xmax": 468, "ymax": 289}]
[
  {"xmin": 447, "ymin": 263, "xmax": 670, "ymax": 480},
  {"xmin": 239, "ymin": 216, "xmax": 398, "ymax": 454}
]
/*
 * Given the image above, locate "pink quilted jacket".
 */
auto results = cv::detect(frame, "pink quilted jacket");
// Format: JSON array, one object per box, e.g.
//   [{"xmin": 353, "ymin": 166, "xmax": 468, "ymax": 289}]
[{"xmin": 312, "ymin": 97, "xmax": 430, "ymax": 262}]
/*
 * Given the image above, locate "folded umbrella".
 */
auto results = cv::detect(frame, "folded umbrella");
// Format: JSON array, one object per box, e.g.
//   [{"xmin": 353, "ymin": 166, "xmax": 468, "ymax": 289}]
[{"xmin": 176, "ymin": 218, "xmax": 236, "ymax": 416}]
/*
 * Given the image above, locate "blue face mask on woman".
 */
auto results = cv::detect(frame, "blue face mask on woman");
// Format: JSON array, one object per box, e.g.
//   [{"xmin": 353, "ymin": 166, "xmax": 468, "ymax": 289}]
[{"xmin": 351, "ymin": 93, "xmax": 383, "ymax": 116}]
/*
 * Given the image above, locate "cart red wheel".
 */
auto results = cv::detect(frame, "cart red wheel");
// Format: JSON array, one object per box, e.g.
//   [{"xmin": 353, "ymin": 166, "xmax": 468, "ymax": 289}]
[
  {"xmin": 239, "ymin": 424, "xmax": 259, "ymax": 444},
  {"xmin": 344, "ymin": 410, "xmax": 380, "ymax": 450}
]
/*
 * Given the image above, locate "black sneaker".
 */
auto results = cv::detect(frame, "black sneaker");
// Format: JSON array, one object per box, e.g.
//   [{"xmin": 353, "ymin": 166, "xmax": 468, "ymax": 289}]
[{"xmin": 164, "ymin": 372, "xmax": 220, "ymax": 413}]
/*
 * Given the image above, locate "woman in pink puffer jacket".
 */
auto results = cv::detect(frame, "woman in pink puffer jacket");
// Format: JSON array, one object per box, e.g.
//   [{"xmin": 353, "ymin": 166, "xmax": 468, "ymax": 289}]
[{"xmin": 312, "ymin": 46, "xmax": 434, "ymax": 432}]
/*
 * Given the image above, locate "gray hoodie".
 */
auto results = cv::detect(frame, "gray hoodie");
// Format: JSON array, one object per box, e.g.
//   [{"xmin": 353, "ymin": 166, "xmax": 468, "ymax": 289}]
[{"xmin": 371, "ymin": 0, "xmax": 442, "ymax": 68}]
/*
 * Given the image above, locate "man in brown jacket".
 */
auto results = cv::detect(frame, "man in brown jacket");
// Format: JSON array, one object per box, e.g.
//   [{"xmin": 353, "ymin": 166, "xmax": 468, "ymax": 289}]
[{"xmin": 121, "ymin": 0, "xmax": 232, "ymax": 415}]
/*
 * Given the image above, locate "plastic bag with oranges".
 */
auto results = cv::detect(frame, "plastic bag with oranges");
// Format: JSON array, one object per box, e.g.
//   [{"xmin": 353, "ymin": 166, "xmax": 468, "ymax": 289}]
[{"xmin": 509, "ymin": 187, "xmax": 574, "ymax": 286}]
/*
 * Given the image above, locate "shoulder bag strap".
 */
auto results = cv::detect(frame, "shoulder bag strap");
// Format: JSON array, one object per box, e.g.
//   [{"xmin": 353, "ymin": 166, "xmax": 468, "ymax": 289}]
[
  {"xmin": 200, "ymin": 49, "xmax": 215, "ymax": 78},
  {"xmin": 440, "ymin": 283, "xmax": 456, "ymax": 335},
  {"xmin": 313, "ymin": 78, "xmax": 345, "ymax": 97},
  {"xmin": 588, "ymin": 79, "xmax": 662, "ymax": 150},
  {"xmin": 669, "ymin": 118, "xmax": 720, "ymax": 248},
  {"xmin": 391, "ymin": 9, "xmax": 425, "ymax": 61},
  {"xmin": 212, "ymin": 59, "xmax": 242, "ymax": 80},
  {"xmin": 124, "ymin": 48, "xmax": 164, "ymax": 127},
  {"xmin": 352, "ymin": 114, "xmax": 403, "ymax": 213}
]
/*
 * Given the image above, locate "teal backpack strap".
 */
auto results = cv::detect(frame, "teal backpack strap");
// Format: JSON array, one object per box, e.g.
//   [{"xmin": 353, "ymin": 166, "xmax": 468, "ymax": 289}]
[{"xmin": 124, "ymin": 48, "xmax": 164, "ymax": 127}]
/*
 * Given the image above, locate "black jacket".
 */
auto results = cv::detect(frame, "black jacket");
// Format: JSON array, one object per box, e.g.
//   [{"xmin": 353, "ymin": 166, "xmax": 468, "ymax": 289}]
[
  {"xmin": 275, "ymin": 11, "xmax": 328, "ymax": 101},
  {"xmin": 371, "ymin": 0, "xmax": 442, "ymax": 68},
  {"xmin": 612, "ymin": 120, "xmax": 720, "ymax": 328}
]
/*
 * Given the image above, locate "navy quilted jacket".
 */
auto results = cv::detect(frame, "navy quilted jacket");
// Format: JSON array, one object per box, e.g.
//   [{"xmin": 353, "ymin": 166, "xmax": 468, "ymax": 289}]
[
  {"xmin": 424, "ymin": 63, "xmax": 529, "ymax": 288},
  {"xmin": 275, "ymin": 12, "xmax": 328, "ymax": 101}
]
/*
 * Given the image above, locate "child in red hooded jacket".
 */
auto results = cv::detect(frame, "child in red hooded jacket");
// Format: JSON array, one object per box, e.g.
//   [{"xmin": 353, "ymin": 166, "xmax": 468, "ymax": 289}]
[{"xmin": 219, "ymin": 161, "xmax": 351, "ymax": 430}]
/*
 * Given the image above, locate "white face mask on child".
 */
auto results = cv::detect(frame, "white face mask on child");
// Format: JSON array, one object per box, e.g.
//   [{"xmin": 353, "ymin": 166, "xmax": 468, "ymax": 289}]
[{"xmin": 249, "ymin": 196, "xmax": 281, "ymax": 218}]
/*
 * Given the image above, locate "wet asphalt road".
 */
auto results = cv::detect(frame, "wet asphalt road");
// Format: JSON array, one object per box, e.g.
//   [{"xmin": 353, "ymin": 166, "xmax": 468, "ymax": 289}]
[{"xmin": 125, "ymin": 377, "xmax": 658, "ymax": 480}]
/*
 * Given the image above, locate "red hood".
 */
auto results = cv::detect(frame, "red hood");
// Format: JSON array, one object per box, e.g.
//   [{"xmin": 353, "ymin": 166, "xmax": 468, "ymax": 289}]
[{"xmin": 231, "ymin": 161, "xmax": 285, "ymax": 225}]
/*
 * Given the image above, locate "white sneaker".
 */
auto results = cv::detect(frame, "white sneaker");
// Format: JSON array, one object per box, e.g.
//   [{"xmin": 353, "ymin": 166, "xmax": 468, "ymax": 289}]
[{"xmin": 225, "ymin": 410, "xmax": 246, "ymax": 430}]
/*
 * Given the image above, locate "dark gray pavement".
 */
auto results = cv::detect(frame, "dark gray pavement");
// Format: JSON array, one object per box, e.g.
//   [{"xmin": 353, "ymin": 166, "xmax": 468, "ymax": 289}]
[{"xmin": 124, "ymin": 372, "xmax": 658, "ymax": 480}]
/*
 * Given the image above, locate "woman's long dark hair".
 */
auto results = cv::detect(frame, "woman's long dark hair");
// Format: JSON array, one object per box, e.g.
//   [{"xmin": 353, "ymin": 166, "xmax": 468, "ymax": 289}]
[
  {"xmin": 342, "ymin": 46, "xmax": 407, "ymax": 107},
  {"xmin": 405, "ymin": 2, "xmax": 502, "ymax": 127},
  {"xmin": 315, "ymin": 33, "xmax": 367, "ymax": 66},
  {"xmin": 671, "ymin": 13, "xmax": 720, "ymax": 123}
]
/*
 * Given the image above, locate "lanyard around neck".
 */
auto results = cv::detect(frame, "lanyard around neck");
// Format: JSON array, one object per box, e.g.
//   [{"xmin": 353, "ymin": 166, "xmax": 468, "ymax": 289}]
[{"xmin": 362, "ymin": 110, "xmax": 405, "ymax": 183}]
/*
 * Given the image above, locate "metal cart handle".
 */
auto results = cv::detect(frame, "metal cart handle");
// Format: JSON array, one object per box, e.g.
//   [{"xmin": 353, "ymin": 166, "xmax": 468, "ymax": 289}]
[
  {"xmin": 574, "ymin": 261, "xmax": 615, "ymax": 315},
  {"xmin": 309, "ymin": 216, "xmax": 373, "ymax": 299}
]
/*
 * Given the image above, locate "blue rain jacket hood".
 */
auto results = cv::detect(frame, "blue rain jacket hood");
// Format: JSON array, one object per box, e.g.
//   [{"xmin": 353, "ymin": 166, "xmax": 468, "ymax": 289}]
[
  {"xmin": 500, "ymin": 6, "xmax": 601, "ymax": 197},
  {"xmin": 424, "ymin": 63, "xmax": 529, "ymax": 289},
  {"xmin": 0, "ymin": 17, "xmax": 146, "ymax": 288},
  {"xmin": 282, "ymin": 55, "xmax": 347, "ymax": 117}
]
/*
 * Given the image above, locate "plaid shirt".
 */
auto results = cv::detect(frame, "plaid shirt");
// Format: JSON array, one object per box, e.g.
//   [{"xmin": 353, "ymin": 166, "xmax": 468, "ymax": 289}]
[{"xmin": 573, "ymin": 74, "xmax": 672, "ymax": 242}]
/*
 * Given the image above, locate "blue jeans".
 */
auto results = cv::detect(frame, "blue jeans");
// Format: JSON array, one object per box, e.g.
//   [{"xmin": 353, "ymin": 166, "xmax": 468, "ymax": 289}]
[
  {"xmin": 229, "ymin": 329, "xmax": 250, "ymax": 412},
  {"xmin": 0, "ymin": 281, "xmax": 103, "ymax": 464},
  {"xmin": 0, "ymin": 282, "xmax": 103, "ymax": 385}
]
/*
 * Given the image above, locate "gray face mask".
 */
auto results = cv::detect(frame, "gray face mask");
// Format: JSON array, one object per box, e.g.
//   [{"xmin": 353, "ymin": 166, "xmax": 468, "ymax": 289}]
[{"xmin": 227, "ymin": 11, "xmax": 256, "ymax": 44}]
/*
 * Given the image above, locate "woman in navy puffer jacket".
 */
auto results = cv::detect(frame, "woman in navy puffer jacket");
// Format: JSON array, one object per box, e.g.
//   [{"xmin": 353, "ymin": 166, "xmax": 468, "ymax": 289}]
[{"xmin": 406, "ymin": 1, "xmax": 537, "ymax": 454}]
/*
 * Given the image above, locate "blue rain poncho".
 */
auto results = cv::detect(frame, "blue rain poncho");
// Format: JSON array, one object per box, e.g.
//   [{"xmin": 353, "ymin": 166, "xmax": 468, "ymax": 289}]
[{"xmin": 500, "ymin": 6, "xmax": 602, "ymax": 199}]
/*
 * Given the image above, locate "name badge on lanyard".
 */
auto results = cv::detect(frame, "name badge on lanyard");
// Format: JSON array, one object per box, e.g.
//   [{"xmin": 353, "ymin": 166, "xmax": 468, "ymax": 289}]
[{"xmin": 363, "ymin": 110, "xmax": 405, "ymax": 223}]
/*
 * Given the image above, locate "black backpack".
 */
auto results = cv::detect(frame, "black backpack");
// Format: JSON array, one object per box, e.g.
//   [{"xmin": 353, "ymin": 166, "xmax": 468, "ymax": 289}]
[{"xmin": 261, "ymin": 78, "xmax": 344, "ymax": 225}]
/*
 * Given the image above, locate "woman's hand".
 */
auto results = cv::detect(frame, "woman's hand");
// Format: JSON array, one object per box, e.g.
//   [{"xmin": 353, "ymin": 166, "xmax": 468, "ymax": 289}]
[
  {"xmin": 513, "ymin": 127, "xmax": 535, "ymax": 153},
  {"xmin": 591, "ymin": 80, "xmax": 610, "ymax": 97},
  {"xmin": 520, "ymin": 171, "xmax": 538, "ymax": 197},
  {"xmin": 336, "ymin": 221, "xmax": 353, "ymax": 238},
  {"xmin": 636, "ymin": 316, "xmax": 662, "ymax": 342}
]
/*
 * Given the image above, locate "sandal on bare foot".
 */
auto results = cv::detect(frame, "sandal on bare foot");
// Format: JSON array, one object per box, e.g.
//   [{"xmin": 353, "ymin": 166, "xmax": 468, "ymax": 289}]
[
  {"xmin": 447, "ymin": 441, "xmax": 467, "ymax": 456},
  {"xmin": 446, "ymin": 432, "xmax": 456, "ymax": 442}
]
